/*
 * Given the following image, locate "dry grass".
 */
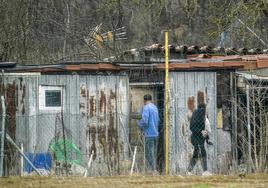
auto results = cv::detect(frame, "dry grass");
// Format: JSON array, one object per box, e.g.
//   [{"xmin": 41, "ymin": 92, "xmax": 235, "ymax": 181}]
[{"xmin": 0, "ymin": 174, "xmax": 268, "ymax": 188}]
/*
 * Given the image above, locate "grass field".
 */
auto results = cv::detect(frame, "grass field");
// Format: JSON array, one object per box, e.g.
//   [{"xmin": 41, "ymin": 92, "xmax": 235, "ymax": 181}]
[{"xmin": 0, "ymin": 174, "xmax": 268, "ymax": 188}]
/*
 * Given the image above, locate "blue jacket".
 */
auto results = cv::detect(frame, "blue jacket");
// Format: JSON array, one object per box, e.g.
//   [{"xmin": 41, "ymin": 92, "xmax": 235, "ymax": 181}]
[{"xmin": 138, "ymin": 103, "xmax": 160, "ymax": 138}]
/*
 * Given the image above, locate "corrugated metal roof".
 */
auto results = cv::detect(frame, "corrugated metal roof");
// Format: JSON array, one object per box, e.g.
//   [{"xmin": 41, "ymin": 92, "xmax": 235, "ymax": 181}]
[{"xmin": 1, "ymin": 53, "xmax": 268, "ymax": 72}]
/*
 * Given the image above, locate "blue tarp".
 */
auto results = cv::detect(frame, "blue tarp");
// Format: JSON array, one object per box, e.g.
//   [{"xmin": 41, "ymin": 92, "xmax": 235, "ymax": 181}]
[{"xmin": 24, "ymin": 153, "xmax": 52, "ymax": 173}]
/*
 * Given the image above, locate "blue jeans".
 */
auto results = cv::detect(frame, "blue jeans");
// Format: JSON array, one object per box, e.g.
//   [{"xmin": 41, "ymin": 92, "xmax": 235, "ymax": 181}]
[{"xmin": 145, "ymin": 137, "xmax": 157, "ymax": 171}]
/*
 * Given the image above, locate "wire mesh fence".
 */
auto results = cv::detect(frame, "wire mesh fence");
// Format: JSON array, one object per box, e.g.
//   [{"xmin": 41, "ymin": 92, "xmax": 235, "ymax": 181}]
[
  {"xmin": 0, "ymin": 71, "xmax": 268, "ymax": 177},
  {"xmin": 0, "ymin": 112, "xmax": 164, "ymax": 177}
]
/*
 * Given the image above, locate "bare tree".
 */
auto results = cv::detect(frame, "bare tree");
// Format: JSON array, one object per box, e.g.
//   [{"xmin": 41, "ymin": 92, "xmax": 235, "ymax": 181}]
[{"xmin": 236, "ymin": 74, "xmax": 268, "ymax": 172}]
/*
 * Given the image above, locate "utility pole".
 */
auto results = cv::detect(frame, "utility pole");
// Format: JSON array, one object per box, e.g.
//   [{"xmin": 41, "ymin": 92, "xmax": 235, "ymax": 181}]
[
  {"xmin": 165, "ymin": 31, "xmax": 169, "ymax": 175},
  {"xmin": 0, "ymin": 96, "xmax": 6, "ymax": 176}
]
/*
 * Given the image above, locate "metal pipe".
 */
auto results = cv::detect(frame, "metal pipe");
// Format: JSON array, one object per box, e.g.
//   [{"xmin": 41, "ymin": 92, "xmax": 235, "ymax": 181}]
[
  {"xmin": 238, "ymin": 19, "xmax": 268, "ymax": 48},
  {"xmin": 0, "ymin": 96, "xmax": 6, "ymax": 177},
  {"xmin": 165, "ymin": 31, "xmax": 169, "ymax": 175},
  {"xmin": 5, "ymin": 134, "xmax": 41, "ymax": 176},
  {"xmin": 246, "ymin": 84, "xmax": 252, "ymax": 172},
  {"xmin": 20, "ymin": 143, "xmax": 24, "ymax": 176},
  {"xmin": 84, "ymin": 150, "xmax": 94, "ymax": 177}
]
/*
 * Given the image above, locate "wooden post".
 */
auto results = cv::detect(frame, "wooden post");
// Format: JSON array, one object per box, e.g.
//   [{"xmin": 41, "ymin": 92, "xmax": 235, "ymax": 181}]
[
  {"xmin": 165, "ymin": 31, "xmax": 169, "ymax": 175},
  {"xmin": 20, "ymin": 143, "xmax": 24, "ymax": 176},
  {"xmin": 84, "ymin": 150, "xmax": 94, "ymax": 177},
  {"xmin": 0, "ymin": 96, "xmax": 6, "ymax": 177},
  {"xmin": 130, "ymin": 146, "xmax": 137, "ymax": 175},
  {"xmin": 6, "ymin": 134, "xmax": 41, "ymax": 176}
]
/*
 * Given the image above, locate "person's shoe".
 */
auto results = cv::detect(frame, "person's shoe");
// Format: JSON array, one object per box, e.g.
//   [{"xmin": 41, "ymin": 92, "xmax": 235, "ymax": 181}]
[
  {"xmin": 186, "ymin": 171, "xmax": 194, "ymax": 176},
  {"xmin": 202, "ymin": 171, "xmax": 212, "ymax": 176},
  {"xmin": 206, "ymin": 141, "xmax": 213, "ymax": 145},
  {"xmin": 152, "ymin": 170, "xmax": 159, "ymax": 176}
]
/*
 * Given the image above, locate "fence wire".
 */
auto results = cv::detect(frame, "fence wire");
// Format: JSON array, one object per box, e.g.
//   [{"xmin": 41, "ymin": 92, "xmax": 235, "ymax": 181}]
[{"xmin": 0, "ymin": 72, "xmax": 268, "ymax": 177}]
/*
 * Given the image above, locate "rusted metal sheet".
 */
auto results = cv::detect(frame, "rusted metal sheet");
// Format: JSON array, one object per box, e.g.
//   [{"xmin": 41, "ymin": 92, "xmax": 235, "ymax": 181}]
[
  {"xmin": 0, "ymin": 75, "xmax": 39, "ymax": 175},
  {"xmin": 156, "ymin": 61, "xmax": 246, "ymax": 70},
  {"xmin": 169, "ymin": 72, "xmax": 231, "ymax": 174},
  {"xmin": 257, "ymin": 60, "xmax": 268, "ymax": 68},
  {"xmin": 79, "ymin": 75, "xmax": 129, "ymax": 176},
  {"xmin": 1, "ymin": 73, "xmax": 129, "ymax": 176}
]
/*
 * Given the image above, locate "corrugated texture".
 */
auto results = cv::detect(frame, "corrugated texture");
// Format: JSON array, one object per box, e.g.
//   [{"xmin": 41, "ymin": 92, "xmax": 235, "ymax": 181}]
[
  {"xmin": 1, "ymin": 73, "xmax": 129, "ymax": 176},
  {"xmin": 2, "ymin": 54, "xmax": 268, "ymax": 73},
  {"xmin": 169, "ymin": 72, "xmax": 227, "ymax": 174}
]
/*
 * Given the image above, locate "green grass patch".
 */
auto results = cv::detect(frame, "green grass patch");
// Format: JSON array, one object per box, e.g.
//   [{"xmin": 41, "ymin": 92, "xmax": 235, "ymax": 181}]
[{"xmin": 192, "ymin": 184, "xmax": 211, "ymax": 188}]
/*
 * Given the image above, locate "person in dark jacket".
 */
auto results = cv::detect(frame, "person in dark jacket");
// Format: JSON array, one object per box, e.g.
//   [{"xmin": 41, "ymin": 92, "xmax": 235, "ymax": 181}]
[{"xmin": 187, "ymin": 103, "xmax": 212, "ymax": 176}]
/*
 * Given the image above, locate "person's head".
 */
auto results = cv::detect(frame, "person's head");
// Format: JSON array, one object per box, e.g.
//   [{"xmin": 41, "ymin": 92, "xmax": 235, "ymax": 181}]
[
  {"xmin": 143, "ymin": 94, "xmax": 152, "ymax": 104},
  {"xmin": 197, "ymin": 90, "xmax": 205, "ymax": 106},
  {"xmin": 187, "ymin": 96, "xmax": 196, "ymax": 112}
]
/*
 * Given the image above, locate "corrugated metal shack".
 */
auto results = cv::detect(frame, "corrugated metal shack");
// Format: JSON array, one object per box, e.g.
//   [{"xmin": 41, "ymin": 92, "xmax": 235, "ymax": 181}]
[
  {"xmin": 0, "ymin": 64, "xmax": 129, "ymax": 176},
  {"xmin": 1, "ymin": 45, "xmax": 268, "ymax": 176},
  {"xmin": 120, "ymin": 44, "xmax": 268, "ymax": 174}
]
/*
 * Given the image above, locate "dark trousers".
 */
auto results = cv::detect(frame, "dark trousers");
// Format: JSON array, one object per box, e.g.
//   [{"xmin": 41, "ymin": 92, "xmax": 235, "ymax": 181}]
[
  {"xmin": 188, "ymin": 144, "xmax": 207, "ymax": 172},
  {"xmin": 145, "ymin": 137, "xmax": 157, "ymax": 171}
]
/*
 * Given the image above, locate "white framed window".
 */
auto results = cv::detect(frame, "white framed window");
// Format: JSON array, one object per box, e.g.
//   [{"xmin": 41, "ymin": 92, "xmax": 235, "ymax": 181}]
[{"xmin": 39, "ymin": 86, "xmax": 64, "ymax": 111}]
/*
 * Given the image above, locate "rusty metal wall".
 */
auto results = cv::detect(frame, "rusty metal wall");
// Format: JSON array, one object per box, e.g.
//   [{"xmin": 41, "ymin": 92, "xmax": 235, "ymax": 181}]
[
  {"xmin": 1, "ymin": 73, "xmax": 129, "ymax": 176},
  {"xmin": 169, "ymin": 72, "xmax": 231, "ymax": 175},
  {"xmin": 0, "ymin": 73, "xmax": 40, "ymax": 174}
]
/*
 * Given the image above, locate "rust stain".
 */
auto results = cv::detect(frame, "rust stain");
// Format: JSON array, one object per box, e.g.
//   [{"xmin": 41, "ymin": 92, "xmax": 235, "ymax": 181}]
[
  {"xmin": 88, "ymin": 125, "xmax": 97, "ymax": 159},
  {"xmin": 6, "ymin": 81, "xmax": 16, "ymax": 139},
  {"xmin": 19, "ymin": 77, "xmax": 23, "ymax": 89},
  {"xmin": 15, "ymin": 85, "xmax": 18, "ymax": 109},
  {"xmin": 80, "ymin": 103, "xmax": 86, "ymax": 116},
  {"xmin": 80, "ymin": 85, "xmax": 87, "ymax": 97},
  {"xmin": 181, "ymin": 124, "xmax": 185, "ymax": 137},
  {"xmin": 108, "ymin": 89, "xmax": 117, "ymax": 156},
  {"xmin": 98, "ymin": 126, "xmax": 106, "ymax": 156},
  {"xmin": 21, "ymin": 85, "xmax": 26, "ymax": 114},
  {"xmin": 108, "ymin": 126, "xmax": 117, "ymax": 155},
  {"xmin": 4, "ymin": 81, "xmax": 17, "ymax": 175},
  {"xmin": 89, "ymin": 96, "xmax": 96, "ymax": 118},
  {"xmin": 110, "ymin": 89, "xmax": 116, "ymax": 99},
  {"xmin": 86, "ymin": 90, "xmax": 89, "ymax": 118},
  {"xmin": 86, "ymin": 89, "xmax": 119, "ymax": 170},
  {"xmin": 80, "ymin": 86, "xmax": 87, "ymax": 116},
  {"xmin": 99, "ymin": 90, "xmax": 106, "ymax": 122}
]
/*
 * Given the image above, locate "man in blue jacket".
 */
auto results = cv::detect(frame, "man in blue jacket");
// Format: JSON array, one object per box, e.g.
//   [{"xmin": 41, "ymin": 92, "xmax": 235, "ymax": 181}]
[{"xmin": 138, "ymin": 94, "xmax": 160, "ymax": 172}]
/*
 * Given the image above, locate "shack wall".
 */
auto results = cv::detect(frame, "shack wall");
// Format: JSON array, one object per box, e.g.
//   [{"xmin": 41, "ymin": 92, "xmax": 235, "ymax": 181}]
[
  {"xmin": 1, "ymin": 73, "xmax": 129, "ymax": 176},
  {"xmin": 169, "ymin": 71, "xmax": 232, "ymax": 174}
]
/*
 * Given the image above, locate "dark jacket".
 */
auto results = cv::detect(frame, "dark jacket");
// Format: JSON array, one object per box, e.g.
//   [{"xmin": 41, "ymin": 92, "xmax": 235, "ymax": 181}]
[{"xmin": 190, "ymin": 104, "xmax": 206, "ymax": 145}]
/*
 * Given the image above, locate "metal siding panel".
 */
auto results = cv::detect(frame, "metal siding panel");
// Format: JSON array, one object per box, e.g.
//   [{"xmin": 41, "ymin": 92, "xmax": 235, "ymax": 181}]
[
  {"xmin": 118, "ymin": 76, "xmax": 129, "ymax": 160},
  {"xmin": 38, "ymin": 75, "xmax": 70, "ymax": 152},
  {"xmin": 0, "ymin": 76, "xmax": 39, "ymax": 153},
  {"xmin": 27, "ymin": 77, "xmax": 38, "ymax": 152},
  {"xmin": 204, "ymin": 72, "xmax": 217, "ymax": 173},
  {"xmin": 78, "ymin": 75, "xmax": 88, "ymax": 165},
  {"xmin": 68, "ymin": 75, "xmax": 78, "ymax": 149},
  {"xmin": 169, "ymin": 72, "xmax": 217, "ymax": 174},
  {"xmin": 4, "ymin": 73, "xmax": 129, "ymax": 176},
  {"xmin": 175, "ymin": 72, "xmax": 187, "ymax": 174},
  {"xmin": 168, "ymin": 73, "xmax": 175, "ymax": 174},
  {"xmin": 177, "ymin": 72, "xmax": 190, "ymax": 173}
]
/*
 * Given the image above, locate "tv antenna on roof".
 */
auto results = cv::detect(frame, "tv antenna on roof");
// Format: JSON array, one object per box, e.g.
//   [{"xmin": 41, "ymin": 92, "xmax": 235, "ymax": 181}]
[{"xmin": 84, "ymin": 24, "xmax": 127, "ymax": 48}]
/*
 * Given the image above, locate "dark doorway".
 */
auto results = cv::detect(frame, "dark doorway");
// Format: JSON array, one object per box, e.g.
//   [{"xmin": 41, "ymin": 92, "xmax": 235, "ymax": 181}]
[{"xmin": 129, "ymin": 83, "xmax": 164, "ymax": 173}]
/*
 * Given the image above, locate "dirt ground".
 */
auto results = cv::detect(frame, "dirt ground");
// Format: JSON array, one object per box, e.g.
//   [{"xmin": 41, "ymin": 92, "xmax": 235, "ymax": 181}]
[{"xmin": 0, "ymin": 174, "xmax": 268, "ymax": 188}]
